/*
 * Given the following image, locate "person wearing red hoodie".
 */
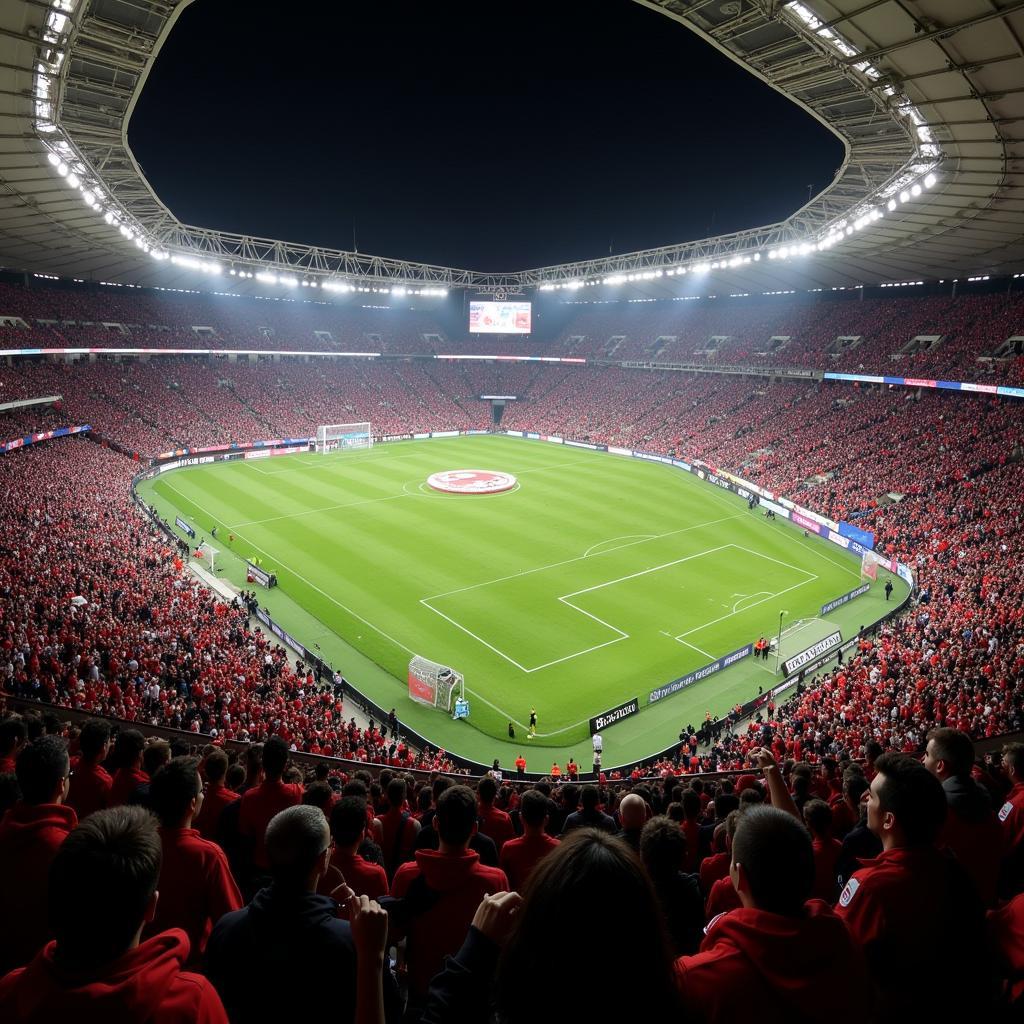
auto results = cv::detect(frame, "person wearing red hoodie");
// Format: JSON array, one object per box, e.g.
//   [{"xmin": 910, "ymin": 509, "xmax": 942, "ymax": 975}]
[
  {"xmin": 989, "ymin": 891, "xmax": 1024, "ymax": 1008},
  {"xmin": 499, "ymin": 789, "xmax": 559, "ymax": 890},
  {"xmin": 66, "ymin": 719, "xmax": 112, "ymax": 820},
  {"xmin": 320, "ymin": 796, "xmax": 390, "ymax": 911},
  {"xmin": 108, "ymin": 729, "xmax": 149, "ymax": 808},
  {"xmin": 836, "ymin": 752, "xmax": 989, "ymax": 1021},
  {"xmin": 143, "ymin": 756, "xmax": 243, "ymax": 964},
  {"xmin": 193, "ymin": 749, "xmax": 239, "ymax": 840},
  {"xmin": 675, "ymin": 804, "xmax": 870, "ymax": 1024},
  {"xmin": 998, "ymin": 742, "xmax": 1024, "ymax": 895},
  {"xmin": 0, "ymin": 735, "xmax": 77, "ymax": 977},
  {"xmin": 803, "ymin": 799, "xmax": 842, "ymax": 904},
  {"xmin": 238, "ymin": 735, "xmax": 303, "ymax": 874},
  {"xmin": 0, "ymin": 805, "xmax": 227, "ymax": 1023},
  {"xmin": 477, "ymin": 775, "xmax": 515, "ymax": 852},
  {"xmin": 391, "ymin": 784, "xmax": 508, "ymax": 1010}
]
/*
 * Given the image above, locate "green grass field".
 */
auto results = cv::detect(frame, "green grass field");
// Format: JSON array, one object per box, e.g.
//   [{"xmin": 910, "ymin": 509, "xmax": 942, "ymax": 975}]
[{"xmin": 138, "ymin": 434, "xmax": 906, "ymax": 768}]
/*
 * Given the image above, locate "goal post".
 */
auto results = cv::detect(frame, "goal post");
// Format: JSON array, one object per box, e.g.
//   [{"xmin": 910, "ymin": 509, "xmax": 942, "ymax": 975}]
[
  {"xmin": 315, "ymin": 422, "xmax": 372, "ymax": 455},
  {"xmin": 195, "ymin": 542, "xmax": 219, "ymax": 573},
  {"xmin": 408, "ymin": 655, "xmax": 464, "ymax": 712}
]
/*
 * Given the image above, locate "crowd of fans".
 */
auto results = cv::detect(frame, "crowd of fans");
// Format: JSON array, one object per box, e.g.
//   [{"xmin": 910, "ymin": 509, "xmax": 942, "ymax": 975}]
[
  {"xmin": 2, "ymin": 279, "xmax": 1024, "ymax": 1018},
  {"xmin": 0, "ymin": 715, "xmax": 1023, "ymax": 1020}
]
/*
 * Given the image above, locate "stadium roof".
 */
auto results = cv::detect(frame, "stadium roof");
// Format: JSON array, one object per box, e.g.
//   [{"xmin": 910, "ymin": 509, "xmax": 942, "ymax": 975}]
[{"xmin": 0, "ymin": 0, "xmax": 1021, "ymax": 296}]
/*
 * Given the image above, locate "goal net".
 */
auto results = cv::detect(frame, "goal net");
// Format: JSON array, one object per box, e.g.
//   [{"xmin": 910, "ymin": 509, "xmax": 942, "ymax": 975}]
[
  {"xmin": 315, "ymin": 422, "xmax": 372, "ymax": 455},
  {"xmin": 408, "ymin": 655, "xmax": 464, "ymax": 712},
  {"xmin": 194, "ymin": 542, "xmax": 219, "ymax": 573}
]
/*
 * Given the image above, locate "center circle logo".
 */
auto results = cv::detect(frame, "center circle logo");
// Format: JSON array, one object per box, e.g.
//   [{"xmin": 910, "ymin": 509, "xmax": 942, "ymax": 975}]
[{"xmin": 426, "ymin": 469, "xmax": 518, "ymax": 495}]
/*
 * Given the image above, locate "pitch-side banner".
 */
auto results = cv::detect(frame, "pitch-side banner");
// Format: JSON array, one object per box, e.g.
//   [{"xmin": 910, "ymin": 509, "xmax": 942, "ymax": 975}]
[
  {"xmin": 821, "ymin": 583, "xmax": 870, "ymax": 616},
  {"xmin": 174, "ymin": 516, "xmax": 196, "ymax": 540},
  {"xmin": 590, "ymin": 697, "xmax": 639, "ymax": 733},
  {"xmin": 783, "ymin": 631, "xmax": 842, "ymax": 676},
  {"xmin": 649, "ymin": 644, "xmax": 753, "ymax": 704}
]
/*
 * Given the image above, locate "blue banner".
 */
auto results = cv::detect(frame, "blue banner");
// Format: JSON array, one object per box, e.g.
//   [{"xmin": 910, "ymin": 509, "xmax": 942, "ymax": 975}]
[{"xmin": 839, "ymin": 521, "xmax": 875, "ymax": 550}]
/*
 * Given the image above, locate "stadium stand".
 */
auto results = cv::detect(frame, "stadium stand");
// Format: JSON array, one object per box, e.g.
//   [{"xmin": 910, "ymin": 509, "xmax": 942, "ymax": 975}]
[{"xmin": 3, "ymin": 281, "xmax": 1024, "ymax": 1020}]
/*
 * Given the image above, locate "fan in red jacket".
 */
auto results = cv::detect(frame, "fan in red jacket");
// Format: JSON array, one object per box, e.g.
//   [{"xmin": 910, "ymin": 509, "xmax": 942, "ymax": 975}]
[
  {"xmin": 803, "ymin": 799, "xmax": 842, "ymax": 904},
  {"xmin": 998, "ymin": 743, "xmax": 1024, "ymax": 894},
  {"xmin": 835, "ymin": 753, "xmax": 988, "ymax": 1022},
  {"xmin": 143, "ymin": 757, "xmax": 242, "ymax": 963},
  {"xmin": 391, "ymin": 786, "xmax": 508, "ymax": 1005},
  {"xmin": 107, "ymin": 729, "xmax": 149, "ymax": 808},
  {"xmin": 0, "ymin": 715, "xmax": 27, "ymax": 776},
  {"xmin": 66, "ymin": 719, "xmax": 112, "ymax": 820},
  {"xmin": 989, "ymin": 891, "xmax": 1024, "ymax": 1007},
  {"xmin": 0, "ymin": 735, "xmax": 77, "ymax": 977},
  {"xmin": 379, "ymin": 777, "xmax": 421, "ymax": 880},
  {"xmin": 477, "ymin": 775, "xmax": 515, "ymax": 852},
  {"xmin": 676, "ymin": 805, "xmax": 870, "ymax": 1024},
  {"xmin": 193, "ymin": 749, "xmax": 239, "ymax": 840},
  {"xmin": 238, "ymin": 736, "xmax": 303, "ymax": 871},
  {"xmin": 319, "ymin": 796, "xmax": 390, "ymax": 914},
  {"xmin": 500, "ymin": 789, "xmax": 559, "ymax": 891},
  {"xmin": 0, "ymin": 805, "xmax": 227, "ymax": 1023}
]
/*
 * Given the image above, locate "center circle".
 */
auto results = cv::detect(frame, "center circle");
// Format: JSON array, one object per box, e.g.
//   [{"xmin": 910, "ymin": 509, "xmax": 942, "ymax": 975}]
[{"xmin": 426, "ymin": 469, "xmax": 518, "ymax": 494}]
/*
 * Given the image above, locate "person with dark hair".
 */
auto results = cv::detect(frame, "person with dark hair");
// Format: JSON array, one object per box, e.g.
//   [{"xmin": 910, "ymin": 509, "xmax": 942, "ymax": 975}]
[
  {"xmin": 128, "ymin": 741, "xmax": 172, "ymax": 807},
  {"xmin": 238, "ymin": 735, "xmax": 303, "ymax": 873},
  {"xmin": 836, "ymin": 752, "xmax": 988, "ymax": 1020},
  {"xmin": 477, "ymin": 775, "xmax": 514, "ymax": 851},
  {"xmin": 923, "ymin": 727, "xmax": 1003, "ymax": 905},
  {"xmin": 66, "ymin": 718, "xmax": 112, "ymax": 819},
  {"xmin": 0, "ymin": 716, "xmax": 28, "ymax": 775},
  {"xmin": 379, "ymin": 776, "xmax": 419, "ymax": 880},
  {"xmin": 499, "ymin": 789, "xmax": 559, "ymax": 890},
  {"xmin": 144, "ymin": 757, "xmax": 241, "ymax": 964},
  {"xmin": 676, "ymin": 805, "xmax": 869, "ymax": 1022},
  {"xmin": 679, "ymin": 789, "xmax": 703, "ymax": 872},
  {"xmin": 193, "ymin": 749, "xmax": 239, "ymax": 840},
  {"xmin": 0, "ymin": 735, "xmax": 76, "ymax": 976},
  {"xmin": 423, "ymin": 828, "xmax": 681, "ymax": 1022},
  {"xmin": 641, "ymin": 815, "xmax": 703, "ymax": 955},
  {"xmin": 206, "ymin": 805, "xmax": 397, "ymax": 1024},
  {"xmin": 302, "ymin": 781, "xmax": 335, "ymax": 813},
  {"xmin": 998, "ymin": 742, "xmax": 1024, "ymax": 895},
  {"xmin": 704, "ymin": 811, "xmax": 744, "ymax": 919},
  {"xmin": 803, "ymin": 799, "xmax": 842, "ymax": 904},
  {"xmin": 391, "ymin": 785, "xmax": 508, "ymax": 1007},
  {"xmin": 835, "ymin": 771, "xmax": 881, "ymax": 887},
  {"xmin": 561, "ymin": 784, "xmax": 616, "ymax": 835},
  {"xmin": 109, "ymin": 729, "xmax": 148, "ymax": 807},
  {"xmin": 323, "ymin": 797, "xmax": 389, "ymax": 909},
  {"xmin": 0, "ymin": 806, "xmax": 228, "ymax": 1022}
]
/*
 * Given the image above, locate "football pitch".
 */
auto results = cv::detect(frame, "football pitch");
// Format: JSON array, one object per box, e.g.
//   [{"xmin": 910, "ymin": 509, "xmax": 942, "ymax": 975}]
[{"xmin": 138, "ymin": 434, "xmax": 905, "ymax": 767}]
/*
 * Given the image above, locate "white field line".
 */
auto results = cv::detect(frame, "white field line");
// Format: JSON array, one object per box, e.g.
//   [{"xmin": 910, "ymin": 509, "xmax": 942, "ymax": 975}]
[
  {"xmin": 675, "ymin": 577, "xmax": 814, "ymax": 640},
  {"xmin": 227, "ymin": 491, "xmax": 413, "ymax": 529},
  {"xmin": 158, "ymin": 479, "xmax": 417, "ymax": 657},
  {"xmin": 732, "ymin": 591, "xmax": 773, "ymax": 613},
  {"xmin": 421, "ymin": 513, "xmax": 745, "ymax": 603},
  {"xmin": 676, "ymin": 637, "xmax": 717, "ymax": 660},
  {"xmin": 584, "ymin": 534, "xmax": 657, "ymax": 557}
]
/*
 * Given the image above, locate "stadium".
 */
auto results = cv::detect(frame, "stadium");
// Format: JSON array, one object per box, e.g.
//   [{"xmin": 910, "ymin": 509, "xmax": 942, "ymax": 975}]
[{"xmin": 0, "ymin": 0, "xmax": 1023, "ymax": 1020}]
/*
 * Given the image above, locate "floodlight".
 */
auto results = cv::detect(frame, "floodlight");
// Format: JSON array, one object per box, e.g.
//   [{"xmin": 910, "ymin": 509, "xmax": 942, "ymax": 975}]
[
  {"xmin": 911, "ymin": 183, "xmax": 921, "ymax": 197},
  {"xmin": 924, "ymin": 173, "xmax": 936, "ymax": 188},
  {"xmin": 47, "ymin": 151, "xmax": 60, "ymax": 166},
  {"xmin": 899, "ymin": 190, "xmax": 909, "ymax": 203},
  {"xmin": 66, "ymin": 172, "xmax": 79, "ymax": 188}
]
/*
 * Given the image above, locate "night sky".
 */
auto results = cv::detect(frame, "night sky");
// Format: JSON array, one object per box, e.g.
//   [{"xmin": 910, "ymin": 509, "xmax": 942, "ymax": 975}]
[{"xmin": 129, "ymin": 1, "xmax": 843, "ymax": 272}]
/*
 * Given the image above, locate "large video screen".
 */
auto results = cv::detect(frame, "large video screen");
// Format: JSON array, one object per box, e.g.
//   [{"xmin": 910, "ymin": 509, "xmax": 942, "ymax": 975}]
[{"xmin": 469, "ymin": 300, "xmax": 532, "ymax": 334}]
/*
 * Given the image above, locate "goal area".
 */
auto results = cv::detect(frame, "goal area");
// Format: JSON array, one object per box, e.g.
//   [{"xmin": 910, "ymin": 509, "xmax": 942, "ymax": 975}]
[
  {"xmin": 408, "ymin": 655, "xmax": 464, "ymax": 712},
  {"xmin": 315, "ymin": 422, "xmax": 372, "ymax": 455}
]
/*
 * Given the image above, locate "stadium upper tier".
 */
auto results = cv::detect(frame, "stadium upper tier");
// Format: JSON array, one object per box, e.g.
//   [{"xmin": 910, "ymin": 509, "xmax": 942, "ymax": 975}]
[{"xmin": 1, "ymin": 282, "xmax": 1022, "ymax": 381}]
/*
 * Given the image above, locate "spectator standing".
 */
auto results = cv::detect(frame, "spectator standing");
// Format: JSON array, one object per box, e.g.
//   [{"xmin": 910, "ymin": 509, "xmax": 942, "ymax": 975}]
[
  {"xmin": 238, "ymin": 735, "xmax": 303, "ymax": 875},
  {"xmin": 108, "ymin": 729, "xmax": 148, "ymax": 807},
  {"xmin": 379, "ymin": 777, "xmax": 420, "ymax": 880},
  {"xmin": 835, "ymin": 753, "xmax": 989, "ymax": 1021},
  {"xmin": 0, "ymin": 806, "xmax": 227, "ymax": 1023},
  {"xmin": 0, "ymin": 736, "xmax": 76, "ymax": 977},
  {"xmin": 998, "ymin": 743, "xmax": 1024, "ymax": 895},
  {"xmin": 641, "ymin": 816, "xmax": 704, "ymax": 956},
  {"xmin": 206, "ymin": 804, "xmax": 398, "ymax": 1024},
  {"xmin": 144, "ymin": 757, "xmax": 242, "ymax": 964},
  {"xmin": 391, "ymin": 785, "xmax": 508, "ymax": 1008},
  {"xmin": 477, "ymin": 775, "xmax": 514, "ymax": 851},
  {"xmin": 561, "ymin": 785, "xmax": 616, "ymax": 835},
  {"xmin": 499, "ymin": 789, "xmax": 559, "ymax": 891},
  {"xmin": 193, "ymin": 749, "xmax": 240, "ymax": 840},
  {"xmin": 323, "ymin": 797, "xmax": 390, "ymax": 909},
  {"xmin": 675, "ymin": 806, "xmax": 869, "ymax": 1023},
  {"xmin": 66, "ymin": 719, "xmax": 112, "ymax": 819}
]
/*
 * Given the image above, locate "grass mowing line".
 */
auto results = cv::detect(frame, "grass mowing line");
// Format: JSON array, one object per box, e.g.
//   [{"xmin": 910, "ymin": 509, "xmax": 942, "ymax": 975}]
[
  {"xmin": 157, "ymin": 478, "xmax": 419, "ymax": 659},
  {"xmin": 226, "ymin": 490, "xmax": 413, "ymax": 529},
  {"xmin": 420, "ymin": 512, "xmax": 746, "ymax": 603}
]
